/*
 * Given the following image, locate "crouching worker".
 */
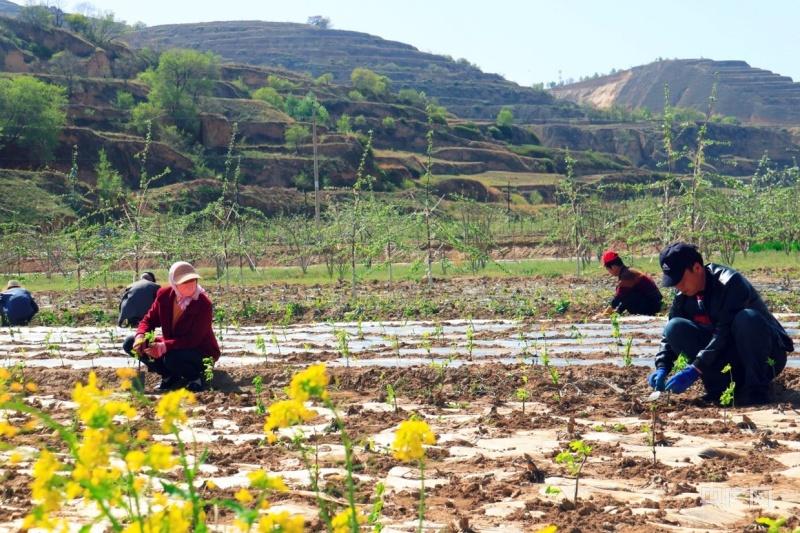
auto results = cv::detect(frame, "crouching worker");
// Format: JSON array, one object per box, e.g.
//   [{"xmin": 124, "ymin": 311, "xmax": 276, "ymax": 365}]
[
  {"xmin": 648, "ymin": 243, "xmax": 793, "ymax": 406},
  {"xmin": 118, "ymin": 272, "xmax": 160, "ymax": 327},
  {"xmin": 122, "ymin": 262, "xmax": 219, "ymax": 392},
  {"xmin": 1, "ymin": 280, "xmax": 39, "ymax": 326},
  {"xmin": 595, "ymin": 250, "xmax": 662, "ymax": 317}
]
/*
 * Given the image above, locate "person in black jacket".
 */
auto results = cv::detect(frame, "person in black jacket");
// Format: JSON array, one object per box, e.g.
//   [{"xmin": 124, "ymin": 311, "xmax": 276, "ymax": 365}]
[
  {"xmin": 648, "ymin": 243, "xmax": 793, "ymax": 405},
  {"xmin": 0, "ymin": 280, "xmax": 38, "ymax": 326},
  {"xmin": 118, "ymin": 272, "xmax": 159, "ymax": 327}
]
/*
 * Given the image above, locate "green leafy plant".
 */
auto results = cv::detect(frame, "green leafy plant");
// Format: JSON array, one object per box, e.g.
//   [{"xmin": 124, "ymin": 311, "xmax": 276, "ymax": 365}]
[
  {"xmin": 336, "ymin": 329, "xmax": 351, "ymax": 367},
  {"xmin": 465, "ymin": 323, "xmax": 475, "ymax": 359},
  {"xmin": 754, "ymin": 516, "xmax": 800, "ymax": 533},
  {"xmin": 515, "ymin": 374, "xmax": 530, "ymax": 413},
  {"xmin": 541, "ymin": 346, "xmax": 562, "ymax": 403},
  {"xmin": 622, "ymin": 337, "xmax": 633, "ymax": 367},
  {"xmin": 673, "ymin": 352, "xmax": 690, "ymax": 372},
  {"xmin": 252, "ymin": 376, "xmax": 266, "ymax": 415},
  {"xmin": 555, "ymin": 440, "xmax": 592, "ymax": 505},
  {"xmin": 385, "ymin": 383, "xmax": 398, "ymax": 413},
  {"xmin": 254, "ymin": 334, "xmax": 267, "ymax": 365},
  {"xmin": 720, "ymin": 363, "xmax": 736, "ymax": 422},
  {"xmin": 202, "ymin": 357, "xmax": 214, "ymax": 389}
]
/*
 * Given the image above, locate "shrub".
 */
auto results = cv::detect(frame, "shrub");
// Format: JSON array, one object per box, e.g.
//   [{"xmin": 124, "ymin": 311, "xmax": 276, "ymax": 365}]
[
  {"xmin": 252, "ymin": 86, "xmax": 285, "ymax": 109},
  {"xmin": 381, "ymin": 116, "xmax": 396, "ymax": 129}
]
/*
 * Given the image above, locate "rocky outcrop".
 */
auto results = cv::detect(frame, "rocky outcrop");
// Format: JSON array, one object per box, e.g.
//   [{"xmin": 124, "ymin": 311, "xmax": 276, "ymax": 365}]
[
  {"xmin": 552, "ymin": 59, "xmax": 800, "ymax": 125},
  {"xmin": 56, "ymin": 127, "xmax": 194, "ymax": 187}
]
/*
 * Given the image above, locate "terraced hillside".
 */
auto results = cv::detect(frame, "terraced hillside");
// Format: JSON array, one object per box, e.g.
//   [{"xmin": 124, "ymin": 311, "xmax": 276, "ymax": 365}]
[
  {"xmin": 552, "ymin": 59, "xmax": 800, "ymax": 126},
  {"xmin": 122, "ymin": 20, "xmax": 586, "ymax": 122}
]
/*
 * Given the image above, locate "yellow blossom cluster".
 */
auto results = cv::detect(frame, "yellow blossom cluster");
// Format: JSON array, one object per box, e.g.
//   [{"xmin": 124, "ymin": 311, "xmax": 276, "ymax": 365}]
[
  {"xmin": 256, "ymin": 511, "xmax": 305, "ymax": 533},
  {"xmin": 288, "ymin": 363, "xmax": 329, "ymax": 401},
  {"xmin": 263, "ymin": 399, "xmax": 316, "ymax": 444},
  {"xmin": 121, "ymin": 501, "xmax": 194, "ymax": 533},
  {"xmin": 391, "ymin": 418, "xmax": 437, "ymax": 462},
  {"xmin": 155, "ymin": 388, "xmax": 195, "ymax": 432},
  {"xmin": 331, "ymin": 507, "xmax": 367, "ymax": 533}
]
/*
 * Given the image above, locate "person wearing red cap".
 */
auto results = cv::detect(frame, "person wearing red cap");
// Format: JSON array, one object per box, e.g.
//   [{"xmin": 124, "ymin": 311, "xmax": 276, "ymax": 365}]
[{"xmin": 594, "ymin": 250, "xmax": 662, "ymax": 318}]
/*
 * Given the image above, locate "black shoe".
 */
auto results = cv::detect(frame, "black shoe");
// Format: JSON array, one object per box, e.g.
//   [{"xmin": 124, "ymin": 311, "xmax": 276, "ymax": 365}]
[
  {"xmin": 157, "ymin": 375, "xmax": 184, "ymax": 392},
  {"xmin": 185, "ymin": 379, "xmax": 204, "ymax": 393}
]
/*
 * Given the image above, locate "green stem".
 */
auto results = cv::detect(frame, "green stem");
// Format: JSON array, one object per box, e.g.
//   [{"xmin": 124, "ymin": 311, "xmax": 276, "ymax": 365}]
[
  {"xmin": 418, "ymin": 459, "xmax": 426, "ymax": 533},
  {"xmin": 325, "ymin": 399, "xmax": 358, "ymax": 532}
]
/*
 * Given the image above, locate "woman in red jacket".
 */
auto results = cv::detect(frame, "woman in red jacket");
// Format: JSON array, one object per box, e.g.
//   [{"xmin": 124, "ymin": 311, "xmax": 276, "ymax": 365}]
[{"xmin": 122, "ymin": 261, "xmax": 220, "ymax": 392}]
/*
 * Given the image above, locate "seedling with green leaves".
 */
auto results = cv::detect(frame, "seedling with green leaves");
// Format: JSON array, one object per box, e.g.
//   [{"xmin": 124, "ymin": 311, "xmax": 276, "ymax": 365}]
[
  {"xmin": 252, "ymin": 375, "xmax": 266, "ymax": 414},
  {"xmin": 754, "ymin": 515, "xmax": 800, "ymax": 533},
  {"xmin": 421, "ymin": 332, "xmax": 433, "ymax": 360},
  {"xmin": 673, "ymin": 352, "xmax": 690, "ymax": 372},
  {"xmin": 254, "ymin": 334, "xmax": 267, "ymax": 364},
  {"xmin": 610, "ymin": 312, "xmax": 621, "ymax": 356},
  {"xmin": 541, "ymin": 347, "xmax": 562, "ymax": 403},
  {"xmin": 465, "ymin": 323, "xmax": 475, "ymax": 359},
  {"xmin": 555, "ymin": 440, "xmax": 592, "ymax": 505},
  {"xmin": 202, "ymin": 357, "xmax": 214, "ymax": 390},
  {"xmin": 515, "ymin": 374, "xmax": 530, "ymax": 413},
  {"xmin": 622, "ymin": 337, "xmax": 633, "ymax": 367},
  {"xmin": 720, "ymin": 363, "xmax": 736, "ymax": 422},
  {"xmin": 336, "ymin": 329, "xmax": 351, "ymax": 367}
]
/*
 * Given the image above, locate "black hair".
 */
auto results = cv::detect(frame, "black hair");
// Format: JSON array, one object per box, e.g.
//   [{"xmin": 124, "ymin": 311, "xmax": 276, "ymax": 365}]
[{"xmin": 605, "ymin": 257, "xmax": 624, "ymax": 268}]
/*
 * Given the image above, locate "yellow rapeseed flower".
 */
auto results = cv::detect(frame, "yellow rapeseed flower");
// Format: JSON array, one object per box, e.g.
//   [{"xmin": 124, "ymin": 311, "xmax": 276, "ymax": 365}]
[
  {"xmin": 136, "ymin": 429, "xmax": 151, "ymax": 441},
  {"xmin": 31, "ymin": 450, "xmax": 62, "ymax": 511},
  {"xmin": 288, "ymin": 364, "xmax": 329, "ymax": 401},
  {"xmin": 257, "ymin": 511, "xmax": 305, "ymax": 533},
  {"xmin": 125, "ymin": 450, "xmax": 146, "ymax": 472},
  {"xmin": 263, "ymin": 399, "xmax": 316, "ymax": 444},
  {"xmin": 147, "ymin": 443, "xmax": 176, "ymax": 471},
  {"xmin": 248, "ymin": 470, "xmax": 289, "ymax": 491},
  {"xmin": 235, "ymin": 487, "xmax": 254, "ymax": 503},
  {"xmin": 330, "ymin": 508, "xmax": 366, "ymax": 533},
  {"xmin": 8, "ymin": 451, "xmax": 23, "ymax": 464},
  {"xmin": 0, "ymin": 421, "xmax": 19, "ymax": 439},
  {"xmin": 116, "ymin": 368, "xmax": 138, "ymax": 380},
  {"xmin": 205, "ymin": 479, "xmax": 218, "ymax": 490},
  {"xmin": 156, "ymin": 389, "xmax": 195, "ymax": 432},
  {"xmin": 25, "ymin": 382, "xmax": 38, "ymax": 393},
  {"xmin": 0, "ymin": 368, "xmax": 9, "ymax": 380},
  {"xmin": 10, "ymin": 382, "xmax": 22, "ymax": 393},
  {"xmin": 391, "ymin": 418, "xmax": 437, "ymax": 462}
]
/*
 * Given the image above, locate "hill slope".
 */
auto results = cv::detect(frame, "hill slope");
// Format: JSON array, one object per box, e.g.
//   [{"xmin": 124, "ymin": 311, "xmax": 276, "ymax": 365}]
[
  {"xmin": 0, "ymin": 0, "xmax": 19, "ymax": 17},
  {"xmin": 122, "ymin": 20, "xmax": 586, "ymax": 123},
  {"xmin": 551, "ymin": 59, "xmax": 800, "ymax": 125}
]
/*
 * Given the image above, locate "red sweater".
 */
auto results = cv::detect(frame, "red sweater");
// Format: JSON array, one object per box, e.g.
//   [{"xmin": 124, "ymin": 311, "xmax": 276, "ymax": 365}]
[{"xmin": 137, "ymin": 287, "xmax": 220, "ymax": 361}]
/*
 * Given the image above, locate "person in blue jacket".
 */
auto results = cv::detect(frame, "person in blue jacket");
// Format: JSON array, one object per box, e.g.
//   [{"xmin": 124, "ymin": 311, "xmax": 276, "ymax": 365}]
[{"xmin": 0, "ymin": 280, "xmax": 39, "ymax": 326}]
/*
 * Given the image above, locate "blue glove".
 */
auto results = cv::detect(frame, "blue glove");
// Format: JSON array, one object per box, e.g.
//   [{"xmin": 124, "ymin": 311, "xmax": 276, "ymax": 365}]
[
  {"xmin": 665, "ymin": 366, "xmax": 700, "ymax": 394},
  {"xmin": 647, "ymin": 368, "xmax": 668, "ymax": 391}
]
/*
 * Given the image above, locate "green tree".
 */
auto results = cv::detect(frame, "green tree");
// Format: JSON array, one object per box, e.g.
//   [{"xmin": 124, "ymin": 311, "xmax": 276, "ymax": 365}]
[
  {"xmin": 314, "ymin": 72, "xmax": 334, "ymax": 86},
  {"xmin": 0, "ymin": 76, "xmax": 67, "ymax": 161},
  {"xmin": 351, "ymin": 67, "xmax": 389, "ymax": 96},
  {"xmin": 19, "ymin": 3, "xmax": 53, "ymax": 28},
  {"xmin": 136, "ymin": 48, "xmax": 220, "ymax": 133},
  {"xmin": 285, "ymin": 124, "xmax": 310, "ymax": 151},
  {"xmin": 252, "ymin": 86, "xmax": 284, "ymax": 109},
  {"xmin": 336, "ymin": 114, "xmax": 353, "ymax": 134},
  {"xmin": 95, "ymin": 149, "xmax": 124, "ymax": 213},
  {"xmin": 496, "ymin": 106, "xmax": 514, "ymax": 127}
]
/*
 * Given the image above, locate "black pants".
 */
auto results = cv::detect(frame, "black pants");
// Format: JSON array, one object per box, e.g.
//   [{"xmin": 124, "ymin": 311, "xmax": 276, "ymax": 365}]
[
  {"xmin": 123, "ymin": 334, "xmax": 204, "ymax": 381},
  {"xmin": 618, "ymin": 293, "xmax": 662, "ymax": 316},
  {"xmin": 663, "ymin": 309, "xmax": 787, "ymax": 400}
]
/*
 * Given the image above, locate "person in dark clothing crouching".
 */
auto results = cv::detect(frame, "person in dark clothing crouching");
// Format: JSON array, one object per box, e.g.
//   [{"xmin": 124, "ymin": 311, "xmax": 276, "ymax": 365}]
[
  {"xmin": 118, "ymin": 272, "xmax": 160, "ymax": 327},
  {"xmin": 122, "ymin": 262, "xmax": 219, "ymax": 392},
  {"xmin": 595, "ymin": 250, "xmax": 662, "ymax": 317},
  {"xmin": 648, "ymin": 242, "xmax": 793, "ymax": 406},
  {"xmin": 1, "ymin": 280, "xmax": 39, "ymax": 326}
]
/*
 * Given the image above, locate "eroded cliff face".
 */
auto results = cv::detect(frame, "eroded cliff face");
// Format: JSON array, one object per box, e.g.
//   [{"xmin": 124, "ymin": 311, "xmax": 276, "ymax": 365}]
[{"xmin": 552, "ymin": 59, "xmax": 800, "ymax": 126}]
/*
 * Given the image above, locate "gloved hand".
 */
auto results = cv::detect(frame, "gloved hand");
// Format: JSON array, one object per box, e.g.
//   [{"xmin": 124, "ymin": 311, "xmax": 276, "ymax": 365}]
[
  {"xmin": 647, "ymin": 368, "xmax": 668, "ymax": 391},
  {"xmin": 145, "ymin": 342, "xmax": 167, "ymax": 359},
  {"xmin": 132, "ymin": 334, "xmax": 146, "ymax": 355},
  {"xmin": 665, "ymin": 366, "xmax": 700, "ymax": 394}
]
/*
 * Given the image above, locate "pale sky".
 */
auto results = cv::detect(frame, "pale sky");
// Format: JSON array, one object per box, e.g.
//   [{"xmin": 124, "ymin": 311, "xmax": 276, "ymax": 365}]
[{"xmin": 15, "ymin": 0, "xmax": 800, "ymax": 86}]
